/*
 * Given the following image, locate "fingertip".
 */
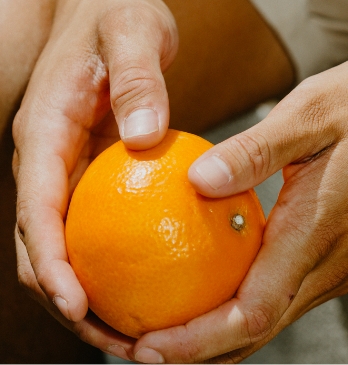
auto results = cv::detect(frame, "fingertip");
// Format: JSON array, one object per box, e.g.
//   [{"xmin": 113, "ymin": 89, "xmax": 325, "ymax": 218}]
[
  {"xmin": 188, "ymin": 154, "xmax": 233, "ymax": 198},
  {"xmin": 188, "ymin": 163, "xmax": 208, "ymax": 195},
  {"xmin": 134, "ymin": 346, "xmax": 165, "ymax": 364},
  {"xmin": 16, "ymin": 221, "xmax": 89, "ymax": 323},
  {"xmin": 47, "ymin": 261, "xmax": 89, "ymax": 322},
  {"xmin": 120, "ymin": 108, "xmax": 167, "ymax": 150},
  {"xmin": 52, "ymin": 291, "xmax": 88, "ymax": 323},
  {"xmin": 52, "ymin": 294, "xmax": 72, "ymax": 320}
]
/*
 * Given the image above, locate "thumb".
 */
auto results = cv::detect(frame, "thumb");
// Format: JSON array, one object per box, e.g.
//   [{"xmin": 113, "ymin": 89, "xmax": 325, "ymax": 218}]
[
  {"xmin": 188, "ymin": 77, "xmax": 339, "ymax": 197},
  {"xmin": 99, "ymin": 1, "xmax": 178, "ymax": 150}
]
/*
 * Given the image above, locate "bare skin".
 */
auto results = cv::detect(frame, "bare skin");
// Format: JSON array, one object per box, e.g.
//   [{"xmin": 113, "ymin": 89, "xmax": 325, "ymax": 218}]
[{"xmin": 7, "ymin": 1, "xmax": 347, "ymax": 364}]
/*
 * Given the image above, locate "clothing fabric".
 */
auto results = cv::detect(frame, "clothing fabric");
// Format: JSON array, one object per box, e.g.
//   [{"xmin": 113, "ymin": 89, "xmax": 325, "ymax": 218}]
[{"xmin": 251, "ymin": 0, "xmax": 348, "ymax": 82}]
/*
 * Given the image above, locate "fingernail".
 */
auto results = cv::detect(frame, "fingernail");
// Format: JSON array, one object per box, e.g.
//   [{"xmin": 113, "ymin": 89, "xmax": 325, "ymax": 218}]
[
  {"xmin": 123, "ymin": 109, "xmax": 159, "ymax": 139},
  {"xmin": 106, "ymin": 344, "xmax": 130, "ymax": 361},
  {"xmin": 135, "ymin": 347, "xmax": 165, "ymax": 364},
  {"xmin": 194, "ymin": 154, "xmax": 232, "ymax": 190},
  {"xmin": 52, "ymin": 294, "xmax": 70, "ymax": 320}
]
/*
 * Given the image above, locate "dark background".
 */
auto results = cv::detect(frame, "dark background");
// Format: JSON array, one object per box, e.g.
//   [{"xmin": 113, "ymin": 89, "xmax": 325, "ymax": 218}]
[{"xmin": 0, "ymin": 122, "xmax": 104, "ymax": 363}]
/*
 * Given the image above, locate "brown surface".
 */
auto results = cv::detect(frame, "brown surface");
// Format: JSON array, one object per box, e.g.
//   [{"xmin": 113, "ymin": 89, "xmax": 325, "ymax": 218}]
[
  {"xmin": 0, "ymin": 123, "xmax": 104, "ymax": 364},
  {"xmin": 164, "ymin": 0, "xmax": 294, "ymax": 133}
]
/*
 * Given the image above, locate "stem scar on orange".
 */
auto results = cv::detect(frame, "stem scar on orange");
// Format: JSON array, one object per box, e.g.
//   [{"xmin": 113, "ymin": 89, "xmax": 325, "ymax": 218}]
[{"xmin": 65, "ymin": 129, "xmax": 265, "ymax": 339}]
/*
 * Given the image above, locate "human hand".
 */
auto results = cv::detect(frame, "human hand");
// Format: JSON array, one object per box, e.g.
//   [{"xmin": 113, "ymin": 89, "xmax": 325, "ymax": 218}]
[
  {"xmin": 12, "ymin": 0, "xmax": 177, "ymax": 357},
  {"xmin": 131, "ymin": 63, "xmax": 348, "ymax": 363}
]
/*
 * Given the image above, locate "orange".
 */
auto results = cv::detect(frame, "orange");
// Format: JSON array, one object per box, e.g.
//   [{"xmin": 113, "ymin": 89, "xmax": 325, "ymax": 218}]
[{"xmin": 65, "ymin": 129, "xmax": 265, "ymax": 339}]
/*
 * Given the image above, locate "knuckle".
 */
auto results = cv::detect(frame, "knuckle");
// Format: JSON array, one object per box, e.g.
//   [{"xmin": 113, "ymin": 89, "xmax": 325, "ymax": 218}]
[
  {"xmin": 16, "ymin": 200, "xmax": 33, "ymax": 240},
  {"xmin": 304, "ymin": 210, "xmax": 346, "ymax": 263},
  {"xmin": 169, "ymin": 325, "xmax": 203, "ymax": 363},
  {"xmin": 72, "ymin": 322, "xmax": 90, "ymax": 344},
  {"xmin": 110, "ymin": 66, "xmax": 161, "ymax": 112},
  {"xmin": 313, "ymin": 226, "xmax": 338, "ymax": 259},
  {"xmin": 71, "ymin": 319, "xmax": 102, "ymax": 347},
  {"xmin": 291, "ymin": 77, "xmax": 334, "ymax": 133},
  {"xmin": 17, "ymin": 262, "xmax": 33, "ymax": 289},
  {"xmin": 317, "ymin": 241, "xmax": 348, "ymax": 292},
  {"xmin": 16, "ymin": 221, "xmax": 25, "ymax": 243},
  {"xmin": 98, "ymin": 0, "xmax": 176, "ymax": 43},
  {"xmin": 328, "ymin": 266, "xmax": 348, "ymax": 291},
  {"xmin": 16, "ymin": 192, "xmax": 41, "ymax": 236},
  {"xmin": 12, "ymin": 109, "xmax": 26, "ymax": 144},
  {"xmin": 227, "ymin": 132, "xmax": 272, "ymax": 181},
  {"xmin": 242, "ymin": 304, "xmax": 277, "ymax": 343},
  {"xmin": 99, "ymin": 0, "xmax": 151, "ymax": 28}
]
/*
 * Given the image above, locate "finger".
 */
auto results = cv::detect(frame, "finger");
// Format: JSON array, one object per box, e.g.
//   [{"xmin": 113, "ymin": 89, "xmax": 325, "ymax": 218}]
[
  {"xmin": 188, "ymin": 70, "xmax": 344, "ymax": 197},
  {"xmin": 218, "ymin": 239, "xmax": 348, "ymax": 364},
  {"xmin": 132, "ymin": 207, "xmax": 314, "ymax": 364},
  {"xmin": 14, "ymin": 142, "xmax": 88, "ymax": 323},
  {"xmin": 15, "ymin": 156, "xmax": 88, "ymax": 322},
  {"xmin": 14, "ymin": 97, "xmax": 91, "ymax": 323},
  {"xmin": 98, "ymin": 0, "xmax": 178, "ymax": 150},
  {"xmin": 132, "ymin": 228, "xmax": 310, "ymax": 364},
  {"xmin": 133, "ymin": 128, "xmax": 348, "ymax": 363},
  {"xmin": 15, "ymin": 227, "xmax": 136, "ymax": 361},
  {"xmin": 73, "ymin": 313, "xmax": 137, "ymax": 362},
  {"xmin": 15, "ymin": 223, "xmax": 86, "ymax": 320},
  {"xmin": 15, "ymin": 224, "xmax": 48, "ymax": 306},
  {"xmin": 12, "ymin": 35, "xmax": 111, "ymax": 321}
]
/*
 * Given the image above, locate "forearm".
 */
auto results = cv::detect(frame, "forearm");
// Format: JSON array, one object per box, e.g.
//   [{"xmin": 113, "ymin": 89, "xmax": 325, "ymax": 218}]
[{"xmin": 0, "ymin": 0, "xmax": 56, "ymax": 140}]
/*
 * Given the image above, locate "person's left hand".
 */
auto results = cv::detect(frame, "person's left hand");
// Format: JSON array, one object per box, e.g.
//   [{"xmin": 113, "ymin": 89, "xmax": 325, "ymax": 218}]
[
  {"xmin": 131, "ymin": 63, "xmax": 348, "ymax": 363},
  {"xmin": 12, "ymin": 0, "xmax": 178, "ymax": 359}
]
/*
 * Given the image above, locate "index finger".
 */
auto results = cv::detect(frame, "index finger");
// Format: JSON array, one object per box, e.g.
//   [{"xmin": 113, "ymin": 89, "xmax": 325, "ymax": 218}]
[
  {"xmin": 14, "ymin": 119, "xmax": 88, "ymax": 321},
  {"xmin": 12, "ymin": 38, "xmax": 109, "ymax": 321}
]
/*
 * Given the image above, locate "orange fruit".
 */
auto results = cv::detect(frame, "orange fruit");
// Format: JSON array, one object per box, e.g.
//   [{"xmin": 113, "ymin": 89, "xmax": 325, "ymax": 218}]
[{"xmin": 65, "ymin": 129, "xmax": 265, "ymax": 339}]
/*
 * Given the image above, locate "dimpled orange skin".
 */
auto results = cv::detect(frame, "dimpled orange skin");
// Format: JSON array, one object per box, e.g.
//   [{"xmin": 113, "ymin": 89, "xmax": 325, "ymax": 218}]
[{"xmin": 65, "ymin": 129, "xmax": 265, "ymax": 339}]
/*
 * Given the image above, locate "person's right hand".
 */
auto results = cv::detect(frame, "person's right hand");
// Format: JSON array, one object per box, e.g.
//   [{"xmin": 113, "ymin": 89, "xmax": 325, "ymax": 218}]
[
  {"xmin": 12, "ymin": 0, "xmax": 177, "ymax": 358},
  {"xmin": 131, "ymin": 63, "xmax": 348, "ymax": 363}
]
